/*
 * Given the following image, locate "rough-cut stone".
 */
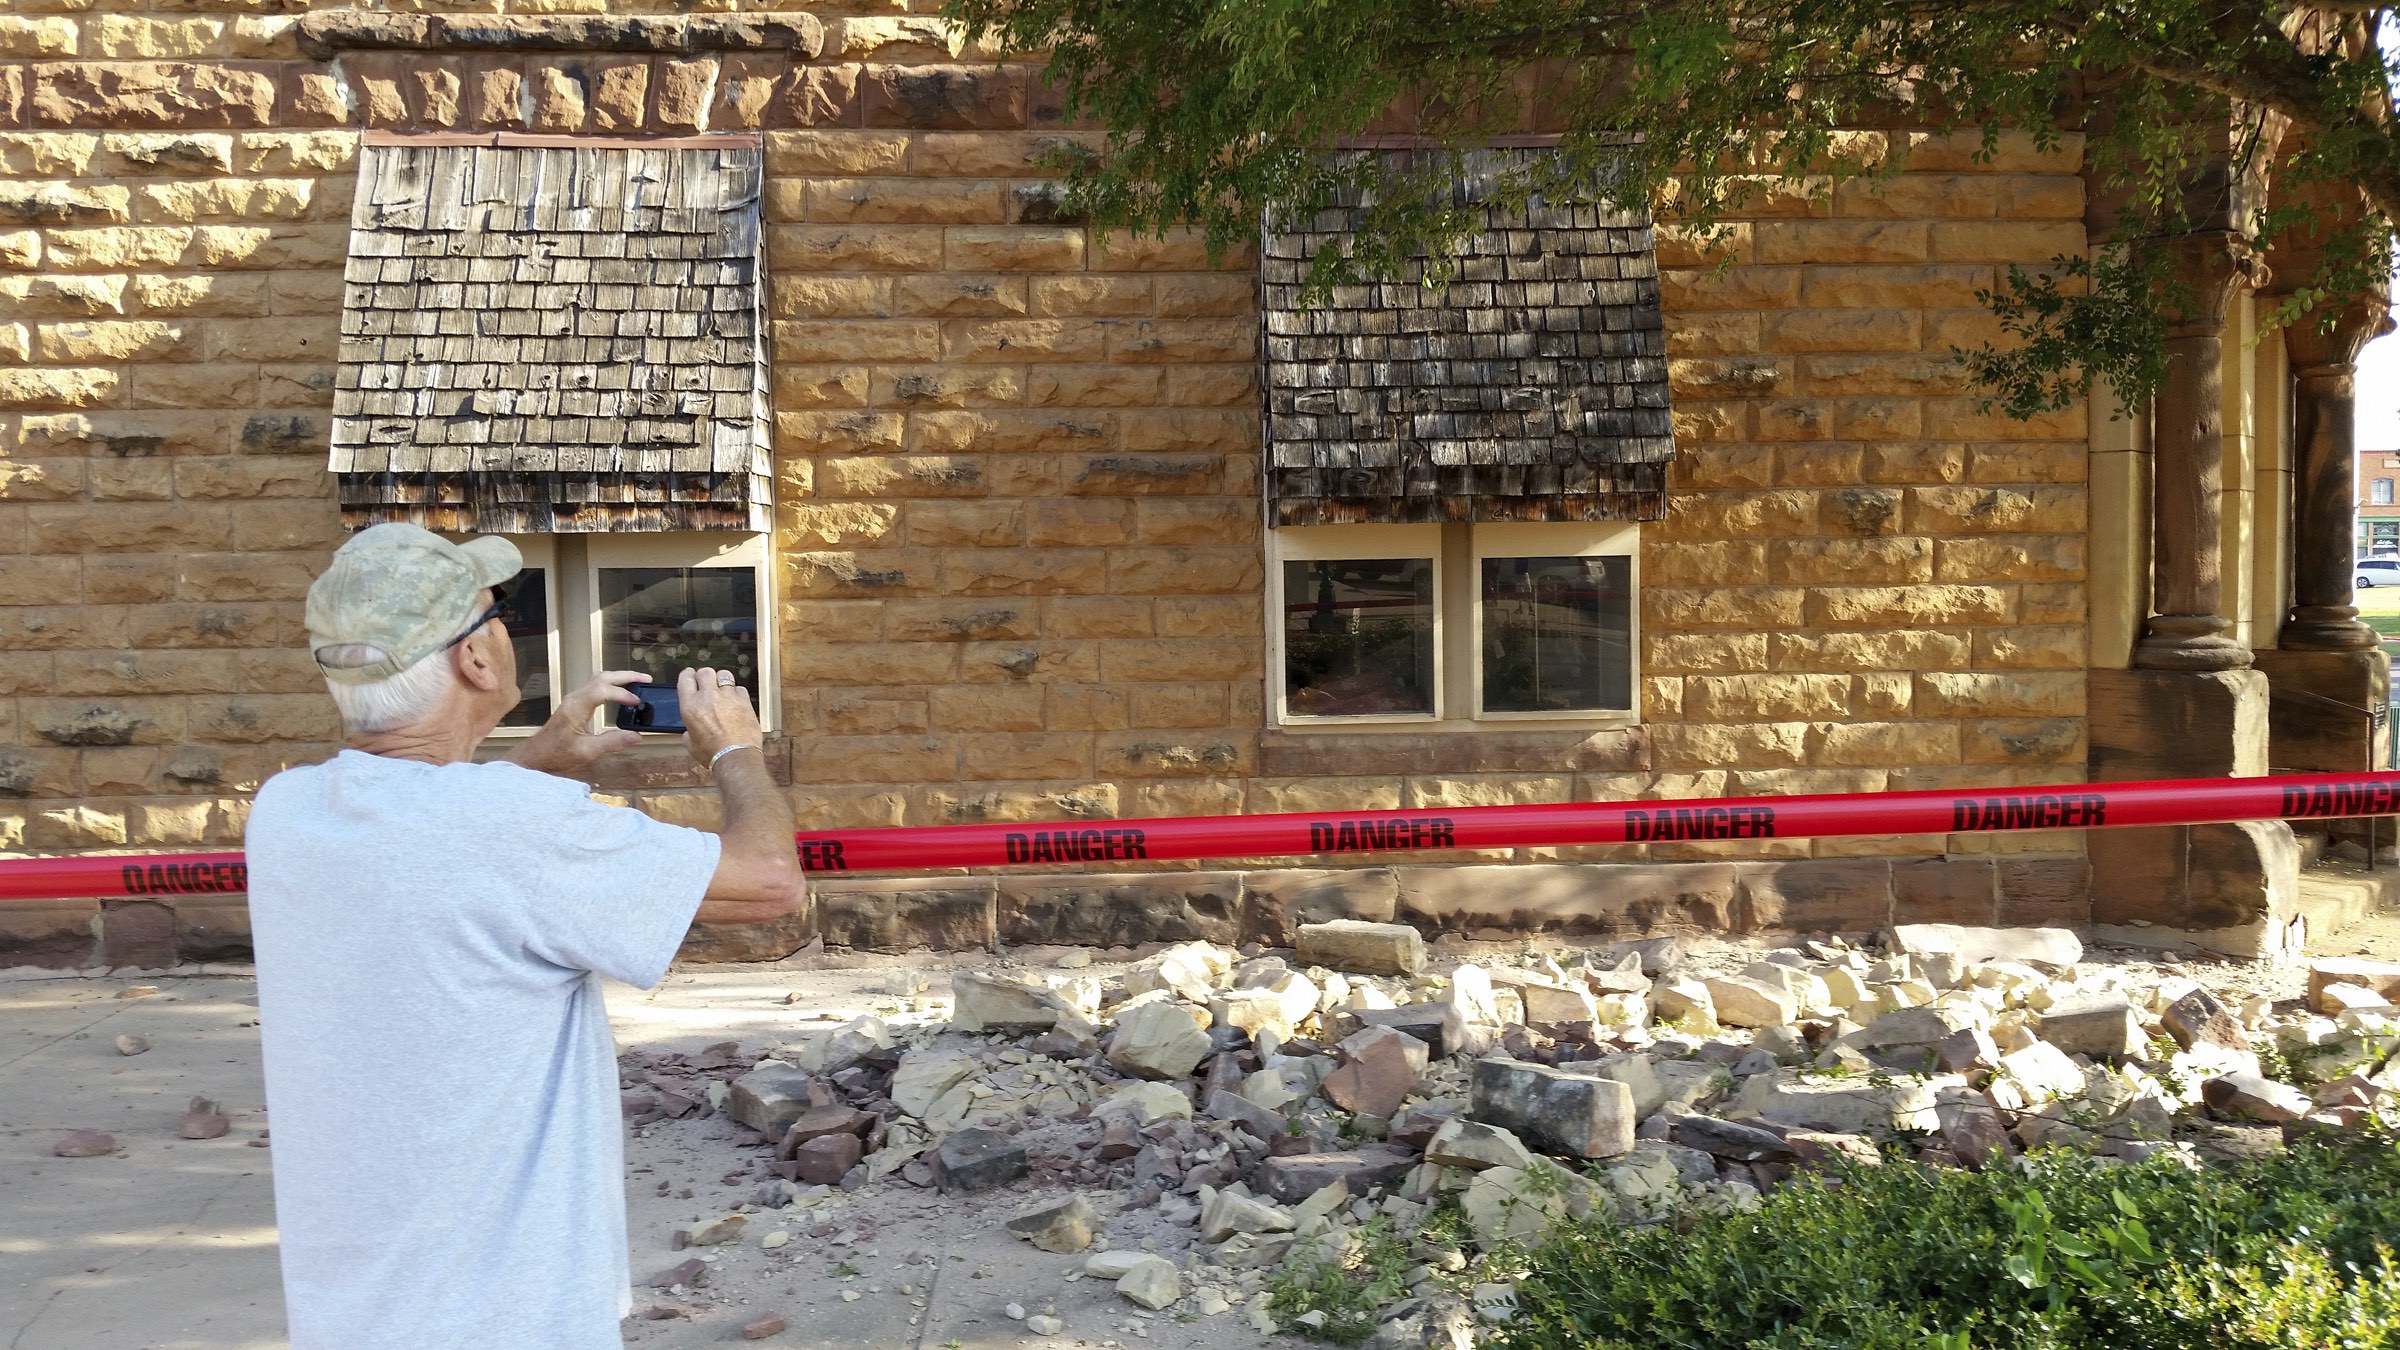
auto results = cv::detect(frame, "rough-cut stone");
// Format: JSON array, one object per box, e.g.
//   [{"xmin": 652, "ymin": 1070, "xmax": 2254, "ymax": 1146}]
[
  {"xmin": 2308, "ymin": 958, "xmax": 2400, "ymax": 1013},
  {"xmin": 1116, "ymin": 1255, "xmax": 1182, "ymax": 1310},
  {"xmin": 953, "ymin": 972, "xmax": 1091, "ymax": 1036},
  {"xmin": 1424, "ymin": 1119, "xmax": 1535, "ymax": 1171},
  {"xmin": 2160, "ymin": 987, "xmax": 2247, "ymax": 1055},
  {"xmin": 53, "ymin": 1129, "xmax": 114, "ymax": 1157},
  {"xmin": 1994, "ymin": 1041, "xmax": 2084, "ymax": 1102},
  {"xmin": 688, "ymin": 1214, "xmax": 747, "ymax": 1245},
  {"xmin": 1006, "ymin": 1195, "xmax": 1096, "ymax": 1253},
  {"xmin": 1256, "ymin": 1146, "xmax": 1418, "ymax": 1204},
  {"xmin": 1200, "ymin": 1189, "xmax": 1294, "ymax": 1242},
  {"xmin": 1729, "ymin": 1070, "xmax": 1946, "ymax": 1133},
  {"xmin": 1937, "ymin": 1027, "xmax": 2000, "ymax": 1074},
  {"xmin": 1206, "ymin": 1088, "xmax": 1288, "ymax": 1140},
  {"xmin": 1933, "ymin": 1095, "xmax": 2012, "ymax": 1169},
  {"xmin": 935, "ymin": 1127, "xmax": 1028, "ymax": 1194},
  {"xmin": 791, "ymin": 1132, "xmax": 861, "ymax": 1184},
  {"xmin": 1320, "ymin": 1025, "xmax": 1423, "ymax": 1119},
  {"xmin": 890, "ymin": 1050, "xmax": 976, "ymax": 1119},
  {"xmin": 1701, "ymin": 975, "xmax": 1795, "ymax": 1028},
  {"xmin": 1893, "ymin": 923, "xmax": 2081, "ymax": 968},
  {"xmin": 1861, "ymin": 1004, "xmax": 1976, "ymax": 1052},
  {"xmin": 1295, "ymin": 920, "xmax": 1426, "ymax": 976},
  {"xmin": 1212, "ymin": 988, "xmax": 1295, "ymax": 1044},
  {"xmin": 1109, "ymin": 999, "xmax": 1212, "ymax": 1081},
  {"xmin": 1105, "ymin": 1080, "xmax": 1194, "ymax": 1125},
  {"xmin": 743, "ymin": 1315, "xmax": 787, "ymax": 1340},
  {"xmin": 1670, "ymin": 1115, "xmax": 1789, "ymax": 1162},
  {"xmin": 1123, "ymin": 945, "xmax": 1221, "ymax": 1003},
  {"xmin": 2037, "ymin": 998, "xmax": 2145, "ymax": 1060},
  {"xmin": 727, "ymin": 1065, "xmax": 813, "ymax": 1139},
  {"xmin": 2201, "ymin": 1071, "xmax": 2312, "ymax": 1124},
  {"xmin": 1459, "ymin": 1162, "xmax": 1594, "ymax": 1245},
  {"xmin": 1469, "ymin": 1057, "xmax": 1636, "ymax": 1159},
  {"xmin": 1518, "ymin": 980, "xmax": 1600, "ymax": 1033}
]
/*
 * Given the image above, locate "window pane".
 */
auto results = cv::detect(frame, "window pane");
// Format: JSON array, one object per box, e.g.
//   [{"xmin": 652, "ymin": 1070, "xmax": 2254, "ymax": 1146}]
[
  {"xmin": 1480, "ymin": 555, "xmax": 1633, "ymax": 713},
  {"xmin": 1282, "ymin": 559, "xmax": 1435, "ymax": 717},
  {"xmin": 498, "ymin": 567, "xmax": 552, "ymax": 729},
  {"xmin": 599, "ymin": 567, "xmax": 760, "ymax": 688},
  {"xmin": 2376, "ymin": 479, "xmax": 2395, "ymax": 505}
]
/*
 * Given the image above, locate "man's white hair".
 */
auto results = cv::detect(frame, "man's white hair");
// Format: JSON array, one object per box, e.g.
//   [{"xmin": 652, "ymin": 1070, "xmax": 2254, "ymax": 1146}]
[{"xmin": 319, "ymin": 644, "xmax": 457, "ymax": 734}]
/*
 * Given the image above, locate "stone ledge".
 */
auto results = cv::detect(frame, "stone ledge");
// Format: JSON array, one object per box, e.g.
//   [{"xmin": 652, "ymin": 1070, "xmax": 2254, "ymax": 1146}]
[
  {"xmin": 297, "ymin": 13, "xmax": 826, "ymax": 59},
  {"xmin": 0, "ymin": 854, "xmax": 2097, "ymax": 967},
  {"xmin": 1258, "ymin": 726, "xmax": 1648, "ymax": 777}
]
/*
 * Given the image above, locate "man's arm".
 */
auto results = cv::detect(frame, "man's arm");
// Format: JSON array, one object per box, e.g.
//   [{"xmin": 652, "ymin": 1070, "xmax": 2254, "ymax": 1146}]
[{"xmin": 676, "ymin": 666, "xmax": 805, "ymax": 923}]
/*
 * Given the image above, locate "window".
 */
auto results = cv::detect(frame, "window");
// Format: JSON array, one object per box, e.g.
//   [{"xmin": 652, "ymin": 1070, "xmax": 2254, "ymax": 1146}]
[
  {"xmin": 479, "ymin": 533, "xmax": 774, "ymax": 735},
  {"xmin": 1271, "ymin": 522, "xmax": 1637, "ymax": 726},
  {"xmin": 2374, "ymin": 478, "xmax": 2394, "ymax": 505}
]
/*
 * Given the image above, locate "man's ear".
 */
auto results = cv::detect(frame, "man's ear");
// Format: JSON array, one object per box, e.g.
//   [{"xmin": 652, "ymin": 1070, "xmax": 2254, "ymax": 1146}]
[{"xmin": 452, "ymin": 630, "xmax": 506, "ymax": 694}]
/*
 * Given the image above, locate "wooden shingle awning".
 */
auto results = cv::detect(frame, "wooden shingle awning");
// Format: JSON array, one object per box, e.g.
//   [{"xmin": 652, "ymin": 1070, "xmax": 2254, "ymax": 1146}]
[
  {"xmin": 331, "ymin": 139, "xmax": 770, "ymax": 533},
  {"xmin": 1262, "ymin": 149, "xmax": 1676, "ymax": 526}
]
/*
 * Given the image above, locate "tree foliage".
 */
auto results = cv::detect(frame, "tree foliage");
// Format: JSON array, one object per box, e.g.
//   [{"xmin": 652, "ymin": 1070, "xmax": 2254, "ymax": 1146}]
[{"xmin": 950, "ymin": 0, "xmax": 2399, "ymax": 415}]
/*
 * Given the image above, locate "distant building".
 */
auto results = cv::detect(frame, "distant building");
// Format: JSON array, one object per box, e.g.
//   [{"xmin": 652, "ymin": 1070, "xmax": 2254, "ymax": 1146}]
[{"xmin": 2361, "ymin": 448, "xmax": 2400, "ymax": 554}]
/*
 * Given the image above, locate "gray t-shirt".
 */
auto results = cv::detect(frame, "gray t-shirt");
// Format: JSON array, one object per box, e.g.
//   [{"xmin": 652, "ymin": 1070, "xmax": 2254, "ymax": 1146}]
[{"xmin": 248, "ymin": 750, "xmax": 719, "ymax": 1350}]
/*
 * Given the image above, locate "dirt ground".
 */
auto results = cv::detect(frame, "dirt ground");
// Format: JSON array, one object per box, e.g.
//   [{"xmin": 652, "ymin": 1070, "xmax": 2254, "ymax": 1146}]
[{"xmin": 5, "ymin": 907, "xmax": 2397, "ymax": 1350}]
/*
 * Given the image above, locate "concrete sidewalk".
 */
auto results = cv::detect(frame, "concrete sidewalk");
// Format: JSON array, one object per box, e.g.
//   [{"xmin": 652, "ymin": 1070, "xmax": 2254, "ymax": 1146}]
[{"xmin": 1, "ymin": 960, "xmax": 1278, "ymax": 1350}]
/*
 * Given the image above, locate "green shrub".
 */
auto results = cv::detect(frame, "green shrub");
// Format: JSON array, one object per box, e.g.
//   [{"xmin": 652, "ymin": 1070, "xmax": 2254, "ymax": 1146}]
[{"xmin": 1495, "ymin": 1128, "xmax": 2400, "ymax": 1350}]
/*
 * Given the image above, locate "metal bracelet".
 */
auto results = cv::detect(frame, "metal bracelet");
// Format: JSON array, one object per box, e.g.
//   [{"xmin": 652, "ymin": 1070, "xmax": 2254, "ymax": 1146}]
[{"xmin": 708, "ymin": 743, "xmax": 761, "ymax": 772}]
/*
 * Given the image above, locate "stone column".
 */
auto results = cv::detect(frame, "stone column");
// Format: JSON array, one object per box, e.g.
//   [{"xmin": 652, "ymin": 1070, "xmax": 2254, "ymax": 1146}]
[
  {"xmin": 2279, "ymin": 296, "xmax": 2390, "ymax": 650},
  {"xmin": 2134, "ymin": 232, "xmax": 2259, "ymax": 671}
]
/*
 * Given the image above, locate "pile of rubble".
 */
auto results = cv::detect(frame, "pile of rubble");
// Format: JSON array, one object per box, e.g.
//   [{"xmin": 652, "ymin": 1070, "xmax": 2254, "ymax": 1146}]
[{"xmin": 631, "ymin": 922, "xmax": 2400, "ymax": 1346}]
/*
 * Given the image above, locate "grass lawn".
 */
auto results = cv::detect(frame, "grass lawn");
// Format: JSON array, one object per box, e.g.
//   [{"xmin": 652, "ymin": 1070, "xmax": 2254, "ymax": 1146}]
[{"xmin": 2354, "ymin": 580, "xmax": 2400, "ymax": 655}]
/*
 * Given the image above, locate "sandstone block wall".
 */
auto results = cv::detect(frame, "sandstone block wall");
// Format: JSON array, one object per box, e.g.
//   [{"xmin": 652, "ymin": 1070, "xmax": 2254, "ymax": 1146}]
[{"xmin": 1, "ymin": 3, "xmax": 2093, "ymax": 966}]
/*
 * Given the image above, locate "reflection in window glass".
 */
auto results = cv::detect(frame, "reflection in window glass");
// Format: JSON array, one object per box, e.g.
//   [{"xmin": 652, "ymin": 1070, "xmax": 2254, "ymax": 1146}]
[
  {"xmin": 498, "ymin": 567, "xmax": 551, "ymax": 729},
  {"xmin": 599, "ymin": 568, "xmax": 760, "ymax": 687},
  {"xmin": 1480, "ymin": 555, "xmax": 1633, "ymax": 713},
  {"xmin": 1282, "ymin": 558, "xmax": 1435, "ymax": 717}
]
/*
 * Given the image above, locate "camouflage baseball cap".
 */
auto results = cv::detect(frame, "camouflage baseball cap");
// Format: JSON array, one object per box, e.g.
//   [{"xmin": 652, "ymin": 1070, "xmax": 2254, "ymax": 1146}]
[{"xmin": 305, "ymin": 523, "xmax": 521, "ymax": 685}]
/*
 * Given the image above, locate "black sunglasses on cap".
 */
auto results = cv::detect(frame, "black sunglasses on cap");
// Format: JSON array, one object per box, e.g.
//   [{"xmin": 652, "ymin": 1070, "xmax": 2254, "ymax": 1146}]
[{"xmin": 442, "ymin": 580, "xmax": 513, "ymax": 651}]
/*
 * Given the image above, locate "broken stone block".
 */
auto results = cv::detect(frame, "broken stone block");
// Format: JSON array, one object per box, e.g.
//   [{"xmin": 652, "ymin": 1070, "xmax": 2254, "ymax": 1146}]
[
  {"xmin": 2308, "ymin": 957, "xmax": 2400, "ymax": 1013},
  {"xmin": 1256, "ymin": 1146, "xmax": 1418, "ymax": 1204},
  {"xmin": 792, "ymin": 1132, "xmax": 861, "ymax": 1185},
  {"xmin": 1459, "ymin": 1161, "xmax": 1595, "ymax": 1245},
  {"xmin": 1116, "ymin": 1255, "xmax": 1183, "ymax": 1310},
  {"xmin": 1212, "ymin": 988, "xmax": 1295, "ymax": 1045},
  {"xmin": 1109, "ymin": 1000, "xmax": 1212, "ymax": 1081},
  {"xmin": 1994, "ymin": 1040, "xmax": 2084, "ymax": 1103},
  {"xmin": 779, "ymin": 1106, "xmax": 873, "ymax": 1159},
  {"xmin": 1205, "ymin": 1088, "xmax": 1288, "ymax": 1141},
  {"xmin": 1105, "ymin": 1080, "xmax": 1194, "ymax": 1125},
  {"xmin": 1701, "ymin": 976, "xmax": 1795, "ymax": 1028},
  {"xmin": 178, "ymin": 1097, "xmax": 231, "ymax": 1140},
  {"xmin": 1321, "ymin": 1025, "xmax": 1424, "ymax": 1119},
  {"xmin": 935, "ymin": 1127, "xmax": 1028, "ymax": 1194},
  {"xmin": 1933, "ymin": 1094, "xmax": 2012, "ymax": 1169},
  {"xmin": 1861, "ymin": 1005, "xmax": 1977, "ymax": 1053},
  {"xmin": 1296, "ymin": 920, "xmax": 1426, "ymax": 976},
  {"xmin": 1006, "ymin": 1195, "xmax": 1096, "ymax": 1253},
  {"xmin": 1266, "ymin": 970, "xmax": 1322, "ymax": 1028},
  {"xmin": 1424, "ymin": 1119, "xmax": 1536, "ymax": 1172},
  {"xmin": 1469, "ymin": 1057, "xmax": 1636, "ymax": 1159},
  {"xmin": 1517, "ymin": 980, "xmax": 1600, "ymax": 1035},
  {"xmin": 2320, "ymin": 983, "xmax": 2395, "ymax": 1013},
  {"xmin": 742, "ymin": 1314, "xmax": 787, "ymax": 1340},
  {"xmin": 1669, "ymin": 1115, "xmax": 1790, "ymax": 1162},
  {"xmin": 1740, "ymin": 962, "xmax": 1829, "ymax": 1013},
  {"xmin": 954, "ymin": 972, "xmax": 1094, "ymax": 1036},
  {"xmin": 1936, "ymin": 1027, "xmax": 2000, "ymax": 1074},
  {"xmin": 2201, "ymin": 1071, "xmax": 2312, "ymax": 1123},
  {"xmin": 1347, "ymin": 1004, "xmax": 1470, "ymax": 1057},
  {"xmin": 1783, "ymin": 1130, "xmax": 1883, "ymax": 1169},
  {"xmin": 889, "ymin": 1049, "xmax": 975, "ymax": 1118},
  {"xmin": 53, "ymin": 1129, "xmax": 114, "ymax": 1158},
  {"xmin": 688, "ymin": 1214, "xmax": 747, "ymax": 1246},
  {"xmin": 2160, "ymin": 987, "xmax": 2248, "ymax": 1055},
  {"xmin": 1893, "ymin": 923, "xmax": 2081, "ymax": 970},
  {"xmin": 1653, "ymin": 979, "xmax": 1718, "ymax": 1029},
  {"xmin": 1125, "ymin": 947, "xmax": 1219, "ymax": 1004},
  {"xmin": 115, "ymin": 1034, "xmax": 148, "ymax": 1056},
  {"xmin": 1200, "ymin": 1189, "xmax": 1295, "ymax": 1242},
  {"xmin": 727, "ymin": 1065, "xmax": 814, "ymax": 1139},
  {"xmin": 802, "ymin": 1015, "xmax": 895, "ymax": 1074},
  {"xmin": 1729, "ymin": 1070, "xmax": 1946, "ymax": 1133},
  {"xmin": 2037, "ymin": 998, "xmax": 2146, "ymax": 1060}
]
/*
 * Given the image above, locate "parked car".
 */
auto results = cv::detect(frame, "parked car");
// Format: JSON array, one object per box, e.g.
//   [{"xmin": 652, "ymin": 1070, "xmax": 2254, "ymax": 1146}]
[{"xmin": 2358, "ymin": 558, "xmax": 2400, "ymax": 588}]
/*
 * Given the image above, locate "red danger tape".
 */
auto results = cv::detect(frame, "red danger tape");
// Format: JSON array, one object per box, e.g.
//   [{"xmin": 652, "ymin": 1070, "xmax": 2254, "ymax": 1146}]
[{"xmin": 6, "ymin": 771, "xmax": 2400, "ymax": 901}]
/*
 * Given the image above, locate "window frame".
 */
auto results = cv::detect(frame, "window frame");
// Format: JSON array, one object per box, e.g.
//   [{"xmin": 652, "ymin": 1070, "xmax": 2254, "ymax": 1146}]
[
  {"xmin": 1268, "ymin": 523, "xmax": 1445, "ymax": 727},
  {"xmin": 1468, "ymin": 520, "xmax": 1642, "ymax": 722},
  {"xmin": 477, "ymin": 531, "xmax": 777, "ymax": 739},
  {"xmin": 2375, "ymin": 478, "xmax": 2395, "ymax": 506}
]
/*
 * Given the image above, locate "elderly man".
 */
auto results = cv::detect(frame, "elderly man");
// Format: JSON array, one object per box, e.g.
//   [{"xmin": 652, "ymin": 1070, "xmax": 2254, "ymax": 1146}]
[{"xmin": 246, "ymin": 523, "xmax": 804, "ymax": 1350}]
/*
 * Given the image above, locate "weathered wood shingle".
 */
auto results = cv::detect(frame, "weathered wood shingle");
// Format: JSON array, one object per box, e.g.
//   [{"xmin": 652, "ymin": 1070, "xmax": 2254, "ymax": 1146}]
[
  {"xmin": 1262, "ymin": 150, "xmax": 1675, "ymax": 526},
  {"xmin": 331, "ymin": 141, "xmax": 770, "ymax": 533}
]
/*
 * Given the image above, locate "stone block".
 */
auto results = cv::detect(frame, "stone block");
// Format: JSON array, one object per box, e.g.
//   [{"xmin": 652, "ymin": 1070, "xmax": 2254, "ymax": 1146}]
[
  {"xmin": 0, "ymin": 900, "xmax": 96, "ymax": 967},
  {"xmin": 2250, "ymin": 649, "xmax": 2388, "ymax": 775},
  {"xmin": 1240, "ymin": 868, "xmax": 1398, "ymax": 946},
  {"xmin": 1294, "ymin": 919, "xmax": 1424, "ymax": 976},
  {"xmin": 2308, "ymin": 958, "xmax": 2400, "ymax": 1012},
  {"xmin": 727, "ymin": 1065, "xmax": 814, "ymax": 1139},
  {"xmin": 1006, "ymin": 1195, "xmax": 1095, "ymax": 1253},
  {"xmin": 814, "ymin": 878, "xmax": 994, "ymax": 952},
  {"xmin": 1892, "ymin": 923, "xmax": 2080, "ymax": 967},
  {"xmin": 1733, "ymin": 861, "xmax": 1894, "ymax": 934},
  {"xmin": 1892, "ymin": 859, "xmax": 1997, "ymax": 926},
  {"xmin": 935, "ymin": 1127, "xmax": 1028, "ymax": 1193},
  {"xmin": 1107, "ymin": 1000, "xmax": 1211, "ymax": 1081},
  {"xmin": 2087, "ymin": 667, "xmax": 2269, "ymax": 780},
  {"xmin": 1254, "ymin": 1146, "xmax": 1417, "ymax": 1203},
  {"xmin": 2036, "ymin": 998, "xmax": 2144, "ymax": 1059},
  {"xmin": 1469, "ymin": 1057, "xmax": 1636, "ymax": 1159},
  {"xmin": 996, "ymin": 872, "xmax": 1240, "ymax": 948},
  {"xmin": 677, "ymin": 905, "xmax": 817, "ymax": 964},
  {"xmin": 97, "ymin": 899, "xmax": 175, "ymax": 968}
]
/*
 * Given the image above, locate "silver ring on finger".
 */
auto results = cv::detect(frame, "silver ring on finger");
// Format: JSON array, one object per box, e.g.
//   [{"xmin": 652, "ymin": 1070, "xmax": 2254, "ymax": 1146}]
[{"xmin": 716, "ymin": 671, "xmax": 736, "ymax": 687}]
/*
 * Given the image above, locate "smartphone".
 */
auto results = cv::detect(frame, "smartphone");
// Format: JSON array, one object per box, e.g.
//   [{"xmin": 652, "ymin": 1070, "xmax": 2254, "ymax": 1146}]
[{"xmin": 614, "ymin": 683, "xmax": 686, "ymax": 734}]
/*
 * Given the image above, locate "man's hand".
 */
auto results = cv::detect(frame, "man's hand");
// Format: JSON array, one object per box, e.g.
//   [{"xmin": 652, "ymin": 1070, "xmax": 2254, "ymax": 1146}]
[
  {"xmin": 504, "ymin": 670, "xmax": 650, "ymax": 776},
  {"xmin": 678, "ymin": 666, "xmax": 766, "ymax": 769}
]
